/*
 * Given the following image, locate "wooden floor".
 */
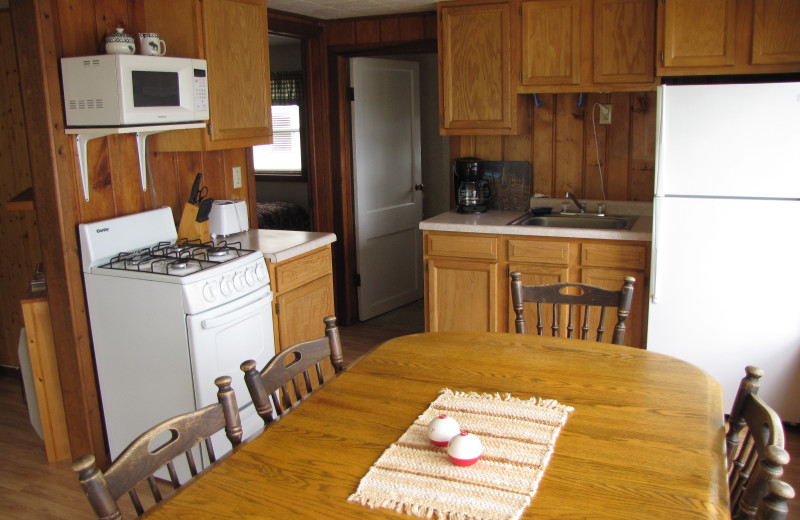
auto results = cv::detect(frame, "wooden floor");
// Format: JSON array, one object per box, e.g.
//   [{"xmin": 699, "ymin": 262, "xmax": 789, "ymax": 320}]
[{"xmin": 1, "ymin": 298, "xmax": 798, "ymax": 518}]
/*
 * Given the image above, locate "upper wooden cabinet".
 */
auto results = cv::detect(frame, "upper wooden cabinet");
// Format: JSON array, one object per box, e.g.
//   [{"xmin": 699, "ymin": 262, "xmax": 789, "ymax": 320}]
[
  {"xmin": 144, "ymin": 0, "xmax": 273, "ymax": 151},
  {"xmin": 657, "ymin": 0, "xmax": 800, "ymax": 75},
  {"xmin": 518, "ymin": 0, "xmax": 657, "ymax": 93},
  {"xmin": 520, "ymin": 0, "xmax": 581, "ymax": 86},
  {"xmin": 438, "ymin": 0, "xmax": 519, "ymax": 134}
]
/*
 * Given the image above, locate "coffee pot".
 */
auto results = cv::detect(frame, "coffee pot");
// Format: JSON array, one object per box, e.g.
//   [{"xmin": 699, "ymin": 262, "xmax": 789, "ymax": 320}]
[{"xmin": 453, "ymin": 157, "xmax": 492, "ymax": 213}]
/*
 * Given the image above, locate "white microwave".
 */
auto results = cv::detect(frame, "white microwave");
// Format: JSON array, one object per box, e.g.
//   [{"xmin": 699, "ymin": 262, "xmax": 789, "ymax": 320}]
[{"xmin": 60, "ymin": 54, "xmax": 209, "ymax": 127}]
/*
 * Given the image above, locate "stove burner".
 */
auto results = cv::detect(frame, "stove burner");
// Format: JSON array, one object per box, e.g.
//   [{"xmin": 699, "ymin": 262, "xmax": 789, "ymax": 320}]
[{"xmin": 101, "ymin": 241, "xmax": 257, "ymax": 277}]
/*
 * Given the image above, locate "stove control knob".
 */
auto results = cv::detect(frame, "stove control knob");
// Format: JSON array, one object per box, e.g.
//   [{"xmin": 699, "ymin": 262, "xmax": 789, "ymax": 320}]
[
  {"xmin": 220, "ymin": 276, "xmax": 234, "ymax": 296},
  {"xmin": 202, "ymin": 282, "xmax": 218, "ymax": 302},
  {"xmin": 232, "ymin": 271, "xmax": 245, "ymax": 291},
  {"xmin": 255, "ymin": 262, "xmax": 267, "ymax": 281},
  {"xmin": 244, "ymin": 266, "xmax": 256, "ymax": 286}
]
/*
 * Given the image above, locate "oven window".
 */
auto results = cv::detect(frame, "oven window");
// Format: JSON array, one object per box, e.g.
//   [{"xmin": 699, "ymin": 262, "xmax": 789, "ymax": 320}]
[{"xmin": 132, "ymin": 70, "xmax": 180, "ymax": 107}]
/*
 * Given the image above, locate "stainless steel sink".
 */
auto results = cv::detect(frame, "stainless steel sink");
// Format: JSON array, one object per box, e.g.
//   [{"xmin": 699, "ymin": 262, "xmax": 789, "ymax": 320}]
[{"xmin": 507, "ymin": 213, "xmax": 638, "ymax": 230}]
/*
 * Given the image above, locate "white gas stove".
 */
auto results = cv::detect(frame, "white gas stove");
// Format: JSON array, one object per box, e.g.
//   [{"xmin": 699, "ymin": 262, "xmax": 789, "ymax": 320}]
[{"xmin": 78, "ymin": 207, "xmax": 274, "ymax": 474}]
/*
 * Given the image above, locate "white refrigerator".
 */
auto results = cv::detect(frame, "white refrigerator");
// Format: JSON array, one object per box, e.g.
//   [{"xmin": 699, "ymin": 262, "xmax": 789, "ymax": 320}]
[{"xmin": 647, "ymin": 81, "xmax": 800, "ymax": 423}]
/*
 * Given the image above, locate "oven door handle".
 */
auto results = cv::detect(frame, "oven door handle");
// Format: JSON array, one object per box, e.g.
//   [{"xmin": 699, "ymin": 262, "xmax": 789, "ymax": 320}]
[{"xmin": 201, "ymin": 294, "xmax": 271, "ymax": 330}]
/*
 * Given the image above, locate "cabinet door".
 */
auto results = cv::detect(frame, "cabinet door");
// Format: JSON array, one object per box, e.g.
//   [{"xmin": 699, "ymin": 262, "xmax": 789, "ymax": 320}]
[
  {"xmin": 438, "ymin": 1, "xmax": 515, "ymax": 133},
  {"xmin": 145, "ymin": 0, "xmax": 272, "ymax": 151},
  {"xmin": 751, "ymin": 0, "xmax": 800, "ymax": 65},
  {"xmin": 581, "ymin": 267, "xmax": 646, "ymax": 348},
  {"xmin": 659, "ymin": 0, "xmax": 736, "ymax": 69},
  {"xmin": 275, "ymin": 275, "xmax": 335, "ymax": 350},
  {"xmin": 507, "ymin": 263, "xmax": 570, "ymax": 334},
  {"xmin": 520, "ymin": 0, "xmax": 581, "ymax": 86},
  {"xmin": 426, "ymin": 258, "xmax": 499, "ymax": 332},
  {"xmin": 593, "ymin": 0, "xmax": 655, "ymax": 83}
]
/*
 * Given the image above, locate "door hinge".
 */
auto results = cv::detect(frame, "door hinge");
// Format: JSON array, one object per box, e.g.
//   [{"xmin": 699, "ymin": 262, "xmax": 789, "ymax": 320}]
[
  {"xmin": 506, "ymin": 267, "xmax": 510, "ymax": 277},
  {"xmin": 275, "ymin": 303, "xmax": 280, "ymax": 314},
  {"xmin": 354, "ymin": 273, "xmax": 361, "ymax": 287},
  {"xmin": 660, "ymin": 51, "xmax": 664, "ymax": 64},
  {"xmin": 207, "ymin": 122, "xmax": 213, "ymax": 136},
  {"xmin": 348, "ymin": 87, "xmax": 355, "ymax": 102}
]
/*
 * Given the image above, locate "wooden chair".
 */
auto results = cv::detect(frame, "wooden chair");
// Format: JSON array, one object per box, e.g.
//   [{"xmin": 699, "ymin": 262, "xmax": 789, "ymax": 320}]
[
  {"xmin": 241, "ymin": 315, "xmax": 344, "ymax": 425},
  {"xmin": 510, "ymin": 272, "xmax": 635, "ymax": 345},
  {"xmin": 726, "ymin": 366, "xmax": 793, "ymax": 520},
  {"xmin": 72, "ymin": 376, "xmax": 242, "ymax": 519}
]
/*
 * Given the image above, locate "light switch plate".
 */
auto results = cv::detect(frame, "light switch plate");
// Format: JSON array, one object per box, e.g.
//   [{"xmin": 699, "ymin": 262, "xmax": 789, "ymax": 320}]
[{"xmin": 232, "ymin": 166, "xmax": 242, "ymax": 189}]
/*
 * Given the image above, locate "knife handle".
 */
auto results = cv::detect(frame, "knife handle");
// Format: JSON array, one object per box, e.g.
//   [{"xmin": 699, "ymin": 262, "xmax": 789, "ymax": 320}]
[{"xmin": 189, "ymin": 173, "xmax": 203, "ymax": 204}]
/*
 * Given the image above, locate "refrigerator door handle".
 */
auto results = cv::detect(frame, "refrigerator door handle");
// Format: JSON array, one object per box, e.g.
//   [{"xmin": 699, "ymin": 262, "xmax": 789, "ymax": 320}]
[{"xmin": 650, "ymin": 197, "xmax": 662, "ymax": 304}]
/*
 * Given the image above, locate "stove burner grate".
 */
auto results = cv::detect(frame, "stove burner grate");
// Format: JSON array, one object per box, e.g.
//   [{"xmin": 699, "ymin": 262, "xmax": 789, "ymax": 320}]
[{"xmin": 101, "ymin": 240, "xmax": 257, "ymax": 276}]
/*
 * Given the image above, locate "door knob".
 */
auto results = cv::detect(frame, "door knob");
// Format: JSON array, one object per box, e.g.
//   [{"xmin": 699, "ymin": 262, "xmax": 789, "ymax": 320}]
[{"xmin": 415, "ymin": 184, "xmax": 424, "ymax": 191}]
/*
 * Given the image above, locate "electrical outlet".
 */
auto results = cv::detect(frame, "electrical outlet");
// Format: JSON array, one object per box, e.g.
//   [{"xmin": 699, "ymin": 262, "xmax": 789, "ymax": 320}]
[
  {"xmin": 598, "ymin": 104, "xmax": 612, "ymax": 125},
  {"xmin": 232, "ymin": 166, "xmax": 242, "ymax": 189}
]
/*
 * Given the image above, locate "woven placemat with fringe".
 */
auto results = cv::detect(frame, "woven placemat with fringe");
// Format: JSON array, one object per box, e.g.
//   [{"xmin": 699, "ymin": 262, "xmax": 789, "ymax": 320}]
[{"xmin": 348, "ymin": 388, "xmax": 574, "ymax": 520}]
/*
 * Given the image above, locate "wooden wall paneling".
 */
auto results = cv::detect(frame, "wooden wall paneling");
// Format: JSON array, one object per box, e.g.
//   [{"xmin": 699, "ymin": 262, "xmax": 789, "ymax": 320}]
[
  {"xmin": 379, "ymin": 17, "xmax": 399, "ymax": 42},
  {"xmin": 79, "ymin": 137, "xmax": 115, "ymax": 222},
  {"xmin": 200, "ymin": 151, "xmax": 226, "ymax": 200},
  {"xmin": 398, "ymin": 15, "xmax": 425, "ymax": 42},
  {"xmin": 474, "ymin": 136, "xmax": 503, "ymax": 161},
  {"xmin": 554, "ymin": 93, "xmax": 585, "ymax": 197},
  {"xmin": 13, "ymin": 0, "xmax": 107, "ymax": 466},
  {"xmin": 355, "ymin": 19, "xmax": 380, "ymax": 44},
  {"xmin": 326, "ymin": 20, "xmax": 355, "ymax": 46},
  {"xmin": 0, "ymin": 8, "xmax": 41, "ymax": 368},
  {"xmin": 150, "ymin": 150, "xmax": 181, "ymax": 219},
  {"xmin": 503, "ymin": 95, "xmax": 532, "ymax": 161},
  {"xmin": 582, "ymin": 92, "xmax": 608, "ymax": 200},
  {"xmin": 108, "ymin": 135, "xmax": 148, "ymax": 216},
  {"xmin": 605, "ymin": 92, "xmax": 632, "ymax": 200},
  {"xmin": 55, "ymin": 0, "xmax": 97, "ymax": 56},
  {"xmin": 628, "ymin": 91, "xmax": 656, "ymax": 201},
  {"xmin": 531, "ymin": 94, "xmax": 555, "ymax": 197}
]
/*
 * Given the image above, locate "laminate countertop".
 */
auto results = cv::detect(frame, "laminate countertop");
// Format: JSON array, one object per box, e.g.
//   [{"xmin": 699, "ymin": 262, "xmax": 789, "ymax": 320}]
[
  {"xmin": 420, "ymin": 199, "xmax": 653, "ymax": 242},
  {"xmin": 214, "ymin": 229, "xmax": 336, "ymax": 263}
]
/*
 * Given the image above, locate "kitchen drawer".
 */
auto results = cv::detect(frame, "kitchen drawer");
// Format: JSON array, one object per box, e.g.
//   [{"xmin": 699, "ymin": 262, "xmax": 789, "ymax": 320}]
[
  {"xmin": 426, "ymin": 233, "xmax": 498, "ymax": 260},
  {"xmin": 581, "ymin": 243, "xmax": 648, "ymax": 270},
  {"xmin": 508, "ymin": 239, "xmax": 570, "ymax": 265},
  {"xmin": 271, "ymin": 246, "xmax": 332, "ymax": 293}
]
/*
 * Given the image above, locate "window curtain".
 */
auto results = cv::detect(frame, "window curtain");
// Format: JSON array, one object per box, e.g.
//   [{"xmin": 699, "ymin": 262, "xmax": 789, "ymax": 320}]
[{"xmin": 271, "ymin": 71, "xmax": 303, "ymax": 106}]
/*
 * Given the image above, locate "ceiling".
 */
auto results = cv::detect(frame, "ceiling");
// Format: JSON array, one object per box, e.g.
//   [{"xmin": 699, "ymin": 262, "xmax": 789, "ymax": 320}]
[{"xmin": 267, "ymin": 0, "xmax": 442, "ymax": 20}]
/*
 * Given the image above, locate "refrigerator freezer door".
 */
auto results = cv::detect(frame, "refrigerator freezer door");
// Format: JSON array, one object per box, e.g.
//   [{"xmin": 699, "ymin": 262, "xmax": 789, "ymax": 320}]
[
  {"xmin": 656, "ymin": 82, "xmax": 800, "ymax": 199},
  {"xmin": 647, "ymin": 196, "xmax": 800, "ymax": 422}
]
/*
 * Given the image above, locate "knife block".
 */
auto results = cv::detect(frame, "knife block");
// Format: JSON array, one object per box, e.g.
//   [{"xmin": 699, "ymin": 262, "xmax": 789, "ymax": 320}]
[{"xmin": 177, "ymin": 203, "xmax": 211, "ymax": 243}]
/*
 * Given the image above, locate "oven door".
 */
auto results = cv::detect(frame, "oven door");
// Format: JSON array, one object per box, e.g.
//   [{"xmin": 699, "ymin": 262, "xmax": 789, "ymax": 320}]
[{"xmin": 186, "ymin": 285, "xmax": 274, "ymax": 460}]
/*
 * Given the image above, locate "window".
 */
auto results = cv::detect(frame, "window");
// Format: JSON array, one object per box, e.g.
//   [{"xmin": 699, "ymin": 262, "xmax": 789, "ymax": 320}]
[
  {"xmin": 254, "ymin": 71, "xmax": 305, "ymax": 179},
  {"xmin": 254, "ymin": 105, "xmax": 301, "ymax": 172}
]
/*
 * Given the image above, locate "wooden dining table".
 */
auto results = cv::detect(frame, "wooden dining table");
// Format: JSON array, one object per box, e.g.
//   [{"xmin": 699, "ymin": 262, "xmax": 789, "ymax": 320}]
[{"xmin": 143, "ymin": 332, "xmax": 729, "ymax": 519}]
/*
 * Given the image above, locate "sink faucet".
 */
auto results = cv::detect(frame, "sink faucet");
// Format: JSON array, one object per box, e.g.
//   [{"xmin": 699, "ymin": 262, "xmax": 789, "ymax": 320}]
[{"xmin": 565, "ymin": 192, "xmax": 586, "ymax": 213}]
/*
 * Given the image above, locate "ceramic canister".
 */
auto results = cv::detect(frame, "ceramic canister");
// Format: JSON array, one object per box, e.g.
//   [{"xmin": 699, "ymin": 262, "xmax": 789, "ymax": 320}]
[{"xmin": 105, "ymin": 27, "xmax": 135, "ymax": 55}]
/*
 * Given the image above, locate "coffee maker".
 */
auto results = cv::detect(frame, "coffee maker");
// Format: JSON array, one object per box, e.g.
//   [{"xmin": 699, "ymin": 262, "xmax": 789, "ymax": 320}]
[{"xmin": 454, "ymin": 157, "xmax": 492, "ymax": 213}]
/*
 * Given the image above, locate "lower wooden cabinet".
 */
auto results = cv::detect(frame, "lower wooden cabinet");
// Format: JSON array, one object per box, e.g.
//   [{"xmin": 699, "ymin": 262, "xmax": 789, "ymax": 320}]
[
  {"xmin": 266, "ymin": 245, "xmax": 335, "ymax": 354},
  {"xmin": 427, "ymin": 257, "xmax": 500, "ymax": 332},
  {"xmin": 423, "ymin": 231, "xmax": 650, "ymax": 347}
]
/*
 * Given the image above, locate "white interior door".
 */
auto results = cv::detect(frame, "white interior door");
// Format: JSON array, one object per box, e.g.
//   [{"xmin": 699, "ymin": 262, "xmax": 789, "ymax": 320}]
[{"xmin": 351, "ymin": 57, "xmax": 423, "ymax": 320}]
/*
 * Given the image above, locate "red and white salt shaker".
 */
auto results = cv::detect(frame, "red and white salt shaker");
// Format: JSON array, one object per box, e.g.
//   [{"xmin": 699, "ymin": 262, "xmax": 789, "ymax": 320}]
[
  {"xmin": 447, "ymin": 431, "xmax": 483, "ymax": 466},
  {"xmin": 427, "ymin": 414, "xmax": 461, "ymax": 447}
]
